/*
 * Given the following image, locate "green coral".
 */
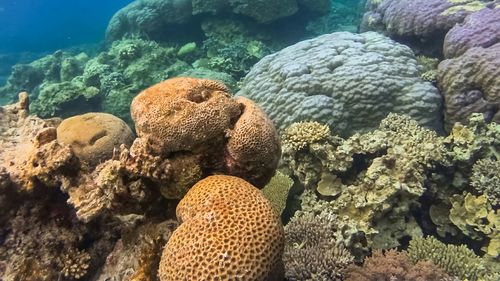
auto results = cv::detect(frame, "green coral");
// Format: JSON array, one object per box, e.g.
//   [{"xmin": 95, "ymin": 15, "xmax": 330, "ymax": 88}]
[
  {"xmin": 201, "ymin": 18, "xmax": 273, "ymax": 78},
  {"xmin": 407, "ymin": 236, "xmax": 493, "ymax": 281},
  {"xmin": 450, "ymin": 193, "xmax": 499, "ymax": 257},
  {"xmin": 262, "ymin": 171, "xmax": 294, "ymax": 217},
  {"xmin": 29, "ymin": 82, "xmax": 100, "ymax": 118},
  {"xmin": 471, "ymin": 158, "xmax": 500, "ymax": 206},
  {"xmin": 283, "ymin": 114, "xmax": 445, "ymax": 250}
]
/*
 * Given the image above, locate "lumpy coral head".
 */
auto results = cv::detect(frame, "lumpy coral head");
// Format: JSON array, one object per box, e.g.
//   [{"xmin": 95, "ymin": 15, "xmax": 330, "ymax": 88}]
[
  {"xmin": 131, "ymin": 77, "xmax": 242, "ymax": 155},
  {"xmin": 159, "ymin": 175, "xmax": 285, "ymax": 281},
  {"xmin": 57, "ymin": 112, "xmax": 134, "ymax": 167},
  {"xmin": 130, "ymin": 77, "xmax": 281, "ymax": 188},
  {"xmin": 224, "ymin": 97, "xmax": 281, "ymax": 187}
]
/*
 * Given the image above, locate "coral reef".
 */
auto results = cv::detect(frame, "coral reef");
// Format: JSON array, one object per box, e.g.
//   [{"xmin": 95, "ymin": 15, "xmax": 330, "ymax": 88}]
[
  {"xmin": 56, "ymin": 112, "xmax": 134, "ymax": 167},
  {"xmin": 284, "ymin": 209, "xmax": 354, "ymax": 280},
  {"xmin": 262, "ymin": 171, "xmax": 294, "ymax": 217},
  {"xmin": 443, "ymin": 5, "xmax": 500, "ymax": 58},
  {"xmin": 437, "ymin": 42, "xmax": 500, "ymax": 130},
  {"xmin": 407, "ymin": 236, "xmax": 495, "ymax": 281},
  {"xmin": 346, "ymin": 249, "xmax": 452, "ymax": 281},
  {"xmin": 361, "ymin": 0, "xmax": 493, "ymax": 55},
  {"xmin": 131, "ymin": 77, "xmax": 280, "ymax": 188},
  {"xmin": 95, "ymin": 220, "xmax": 178, "ymax": 281},
  {"xmin": 237, "ymin": 31, "xmax": 442, "ymax": 135},
  {"xmin": 159, "ymin": 175, "xmax": 284, "ymax": 281},
  {"xmin": 105, "ymin": 0, "xmax": 331, "ymax": 43}
]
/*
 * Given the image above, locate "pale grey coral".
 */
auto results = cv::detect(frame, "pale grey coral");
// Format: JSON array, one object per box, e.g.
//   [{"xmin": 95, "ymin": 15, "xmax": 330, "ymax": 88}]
[
  {"xmin": 284, "ymin": 210, "xmax": 354, "ymax": 280},
  {"xmin": 237, "ymin": 31, "xmax": 442, "ymax": 136}
]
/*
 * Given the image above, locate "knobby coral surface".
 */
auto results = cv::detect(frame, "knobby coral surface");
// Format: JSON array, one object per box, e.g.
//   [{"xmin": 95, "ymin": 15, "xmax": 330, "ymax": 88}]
[
  {"xmin": 159, "ymin": 175, "xmax": 284, "ymax": 281},
  {"xmin": 238, "ymin": 31, "xmax": 442, "ymax": 136},
  {"xmin": 438, "ymin": 42, "xmax": 500, "ymax": 130}
]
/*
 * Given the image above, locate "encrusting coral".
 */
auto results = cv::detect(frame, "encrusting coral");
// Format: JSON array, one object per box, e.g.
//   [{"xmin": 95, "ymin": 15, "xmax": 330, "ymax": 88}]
[{"xmin": 159, "ymin": 175, "xmax": 284, "ymax": 281}]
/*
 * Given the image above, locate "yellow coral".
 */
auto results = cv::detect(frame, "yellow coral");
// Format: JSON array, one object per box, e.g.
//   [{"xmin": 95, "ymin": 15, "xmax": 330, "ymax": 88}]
[
  {"xmin": 262, "ymin": 171, "xmax": 294, "ymax": 216},
  {"xmin": 282, "ymin": 121, "xmax": 330, "ymax": 151}
]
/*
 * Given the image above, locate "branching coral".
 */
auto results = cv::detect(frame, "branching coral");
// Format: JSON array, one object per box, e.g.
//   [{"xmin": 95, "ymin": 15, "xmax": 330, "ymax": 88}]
[
  {"xmin": 60, "ymin": 248, "xmax": 91, "ymax": 280},
  {"xmin": 283, "ymin": 114, "xmax": 445, "ymax": 250},
  {"xmin": 284, "ymin": 210, "xmax": 354, "ymax": 280},
  {"xmin": 346, "ymin": 249, "xmax": 452, "ymax": 281},
  {"xmin": 407, "ymin": 236, "xmax": 493, "ymax": 281}
]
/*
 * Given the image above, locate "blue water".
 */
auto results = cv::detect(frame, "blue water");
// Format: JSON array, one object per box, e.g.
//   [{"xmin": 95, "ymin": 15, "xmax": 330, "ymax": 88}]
[{"xmin": 0, "ymin": 0, "xmax": 133, "ymax": 53}]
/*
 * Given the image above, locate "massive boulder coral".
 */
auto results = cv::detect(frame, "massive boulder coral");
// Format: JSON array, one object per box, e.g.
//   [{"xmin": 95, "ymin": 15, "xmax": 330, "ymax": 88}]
[
  {"xmin": 443, "ymin": 5, "xmax": 500, "ymax": 58},
  {"xmin": 56, "ymin": 113, "xmax": 134, "ymax": 167},
  {"xmin": 159, "ymin": 175, "xmax": 284, "ymax": 281},
  {"xmin": 237, "ymin": 31, "xmax": 442, "ymax": 135},
  {"xmin": 437, "ymin": 43, "xmax": 500, "ymax": 130},
  {"xmin": 131, "ymin": 77, "xmax": 280, "ymax": 188},
  {"xmin": 105, "ymin": 0, "xmax": 331, "ymax": 41},
  {"xmin": 361, "ymin": 0, "xmax": 494, "ymax": 54}
]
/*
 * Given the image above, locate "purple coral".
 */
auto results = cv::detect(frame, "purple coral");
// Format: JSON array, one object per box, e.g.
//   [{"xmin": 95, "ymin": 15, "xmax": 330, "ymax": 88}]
[{"xmin": 444, "ymin": 6, "xmax": 500, "ymax": 58}]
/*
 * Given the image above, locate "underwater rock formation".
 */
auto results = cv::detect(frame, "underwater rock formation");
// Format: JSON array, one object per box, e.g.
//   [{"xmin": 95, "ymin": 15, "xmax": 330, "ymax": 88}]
[
  {"xmin": 443, "ymin": 5, "xmax": 500, "ymax": 59},
  {"xmin": 437, "ymin": 42, "xmax": 500, "ymax": 130},
  {"xmin": 159, "ymin": 175, "xmax": 284, "ymax": 281},
  {"xmin": 237, "ymin": 31, "xmax": 442, "ymax": 135}
]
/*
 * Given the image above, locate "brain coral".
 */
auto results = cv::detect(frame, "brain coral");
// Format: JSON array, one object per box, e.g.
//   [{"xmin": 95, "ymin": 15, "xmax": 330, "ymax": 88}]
[
  {"xmin": 131, "ymin": 77, "xmax": 241, "ymax": 155},
  {"xmin": 444, "ymin": 6, "xmax": 500, "ymax": 58},
  {"xmin": 57, "ymin": 112, "xmax": 134, "ymax": 167},
  {"xmin": 131, "ymin": 77, "xmax": 280, "ymax": 188},
  {"xmin": 159, "ymin": 175, "xmax": 284, "ymax": 281},
  {"xmin": 437, "ymin": 43, "xmax": 500, "ymax": 130},
  {"xmin": 237, "ymin": 31, "xmax": 442, "ymax": 136}
]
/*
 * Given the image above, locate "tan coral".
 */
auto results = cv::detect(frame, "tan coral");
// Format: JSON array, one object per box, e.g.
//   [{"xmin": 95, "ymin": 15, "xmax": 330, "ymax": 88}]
[
  {"xmin": 130, "ymin": 77, "xmax": 242, "ymax": 155},
  {"xmin": 57, "ymin": 112, "xmax": 134, "ymax": 167},
  {"xmin": 159, "ymin": 175, "xmax": 284, "ymax": 281},
  {"xmin": 225, "ymin": 97, "xmax": 281, "ymax": 187}
]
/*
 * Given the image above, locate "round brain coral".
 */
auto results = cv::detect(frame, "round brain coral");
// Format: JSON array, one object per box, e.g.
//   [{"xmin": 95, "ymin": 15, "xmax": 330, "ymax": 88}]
[
  {"xmin": 159, "ymin": 175, "xmax": 285, "ymax": 281},
  {"xmin": 57, "ymin": 112, "xmax": 134, "ymax": 166},
  {"xmin": 131, "ymin": 77, "xmax": 242, "ymax": 155},
  {"xmin": 225, "ymin": 97, "xmax": 281, "ymax": 187}
]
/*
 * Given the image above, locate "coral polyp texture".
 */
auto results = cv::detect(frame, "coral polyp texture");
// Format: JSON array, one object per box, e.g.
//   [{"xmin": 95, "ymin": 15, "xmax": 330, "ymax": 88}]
[
  {"xmin": 159, "ymin": 175, "xmax": 284, "ymax": 281},
  {"xmin": 237, "ymin": 31, "xmax": 442, "ymax": 136},
  {"xmin": 361, "ymin": 0, "xmax": 493, "ymax": 54},
  {"xmin": 56, "ymin": 112, "xmax": 134, "ymax": 167},
  {"xmin": 443, "ymin": 6, "xmax": 500, "ymax": 58},
  {"xmin": 437, "ymin": 42, "xmax": 500, "ymax": 130},
  {"xmin": 131, "ymin": 77, "xmax": 280, "ymax": 188}
]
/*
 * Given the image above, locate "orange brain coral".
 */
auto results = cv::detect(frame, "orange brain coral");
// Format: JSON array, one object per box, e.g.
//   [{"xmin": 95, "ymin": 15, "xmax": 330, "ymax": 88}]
[
  {"xmin": 159, "ymin": 175, "xmax": 284, "ymax": 281},
  {"xmin": 130, "ymin": 77, "xmax": 242, "ymax": 155}
]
